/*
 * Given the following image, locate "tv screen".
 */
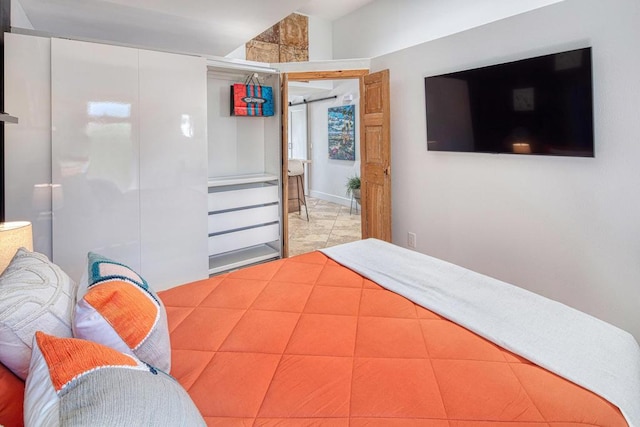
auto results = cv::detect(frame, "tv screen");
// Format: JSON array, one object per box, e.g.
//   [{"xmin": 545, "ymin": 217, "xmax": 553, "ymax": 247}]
[{"xmin": 424, "ymin": 47, "xmax": 594, "ymax": 157}]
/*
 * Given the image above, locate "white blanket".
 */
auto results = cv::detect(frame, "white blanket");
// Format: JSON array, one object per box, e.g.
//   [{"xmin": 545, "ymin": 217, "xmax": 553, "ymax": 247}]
[{"xmin": 321, "ymin": 238, "xmax": 640, "ymax": 427}]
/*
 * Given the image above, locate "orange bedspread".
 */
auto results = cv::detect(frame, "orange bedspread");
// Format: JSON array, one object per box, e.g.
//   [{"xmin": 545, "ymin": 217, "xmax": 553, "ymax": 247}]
[{"xmin": 159, "ymin": 251, "xmax": 627, "ymax": 426}]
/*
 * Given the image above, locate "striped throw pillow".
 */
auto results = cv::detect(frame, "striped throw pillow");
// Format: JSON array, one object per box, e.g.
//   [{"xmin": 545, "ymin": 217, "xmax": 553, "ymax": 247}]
[{"xmin": 73, "ymin": 252, "xmax": 171, "ymax": 372}]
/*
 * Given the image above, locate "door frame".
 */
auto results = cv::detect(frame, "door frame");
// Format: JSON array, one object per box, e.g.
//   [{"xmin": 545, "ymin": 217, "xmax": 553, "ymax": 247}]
[{"xmin": 282, "ymin": 69, "xmax": 369, "ymax": 258}]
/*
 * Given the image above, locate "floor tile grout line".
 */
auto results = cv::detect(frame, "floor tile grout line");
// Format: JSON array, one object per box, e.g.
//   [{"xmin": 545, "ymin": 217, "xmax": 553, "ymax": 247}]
[{"xmin": 288, "ymin": 197, "xmax": 361, "ymax": 257}]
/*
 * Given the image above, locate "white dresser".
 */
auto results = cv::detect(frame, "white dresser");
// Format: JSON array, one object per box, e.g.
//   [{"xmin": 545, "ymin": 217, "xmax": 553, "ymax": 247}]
[{"xmin": 207, "ymin": 174, "xmax": 281, "ymax": 274}]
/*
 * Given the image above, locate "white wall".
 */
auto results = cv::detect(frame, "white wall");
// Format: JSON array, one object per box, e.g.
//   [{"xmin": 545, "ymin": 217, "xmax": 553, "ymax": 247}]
[
  {"xmin": 307, "ymin": 15, "xmax": 332, "ymax": 60},
  {"xmin": 370, "ymin": 0, "xmax": 640, "ymax": 341},
  {"xmin": 225, "ymin": 45, "xmax": 245, "ymax": 60},
  {"xmin": 11, "ymin": 0, "xmax": 34, "ymax": 29},
  {"xmin": 306, "ymin": 79, "xmax": 360, "ymax": 206},
  {"xmin": 333, "ymin": 0, "xmax": 564, "ymax": 59},
  {"xmin": 206, "ymin": 69, "xmax": 281, "ymax": 179}
]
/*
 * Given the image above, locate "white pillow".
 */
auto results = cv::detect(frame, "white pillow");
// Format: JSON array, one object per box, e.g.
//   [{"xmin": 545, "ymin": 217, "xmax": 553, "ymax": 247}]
[
  {"xmin": 0, "ymin": 248, "xmax": 77, "ymax": 379},
  {"xmin": 73, "ymin": 252, "xmax": 171, "ymax": 372},
  {"xmin": 25, "ymin": 331, "xmax": 205, "ymax": 427}
]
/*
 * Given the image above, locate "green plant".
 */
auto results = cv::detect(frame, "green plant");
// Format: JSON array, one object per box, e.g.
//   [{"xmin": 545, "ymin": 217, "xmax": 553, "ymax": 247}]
[{"xmin": 345, "ymin": 175, "xmax": 361, "ymax": 198}]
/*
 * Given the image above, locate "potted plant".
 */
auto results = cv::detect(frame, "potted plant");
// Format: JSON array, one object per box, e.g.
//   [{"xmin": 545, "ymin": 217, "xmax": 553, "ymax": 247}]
[{"xmin": 346, "ymin": 175, "xmax": 361, "ymax": 204}]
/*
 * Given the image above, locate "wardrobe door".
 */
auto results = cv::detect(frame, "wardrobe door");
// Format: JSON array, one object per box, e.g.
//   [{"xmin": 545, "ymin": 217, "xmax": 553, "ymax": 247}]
[
  {"xmin": 138, "ymin": 50, "xmax": 208, "ymax": 290},
  {"xmin": 51, "ymin": 38, "xmax": 141, "ymax": 282},
  {"xmin": 4, "ymin": 34, "xmax": 52, "ymax": 258}
]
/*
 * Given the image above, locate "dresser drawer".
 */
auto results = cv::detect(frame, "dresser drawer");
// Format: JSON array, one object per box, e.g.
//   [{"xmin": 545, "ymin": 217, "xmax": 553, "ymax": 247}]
[
  {"xmin": 208, "ymin": 204, "xmax": 279, "ymax": 234},
  {"xmin": 208, "ymin": 184, "xmax": 279, "ymax": 212},
  {"xmin": 208, "ymin": 223, "xmax": 279, "ymax": 256}
]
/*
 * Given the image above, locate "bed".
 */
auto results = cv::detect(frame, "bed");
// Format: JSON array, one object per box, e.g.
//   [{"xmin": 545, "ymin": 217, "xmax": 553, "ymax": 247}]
[{"xmin": 1, "ymin": 239, "xmax": 638, "ymax": 426}]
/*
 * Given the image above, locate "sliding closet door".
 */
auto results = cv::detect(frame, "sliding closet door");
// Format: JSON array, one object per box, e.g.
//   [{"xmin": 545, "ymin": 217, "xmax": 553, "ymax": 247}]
[
  {"xmin": 51, "ymin": 38, "xmax": 141, "ymax": 282},
  {"xmin": 4, "ymin": 34, "xmax": 52, "ymax": 258},
  {"xmin": 139, "ymin": 50, "xmax": 208, "ymax": 290}
]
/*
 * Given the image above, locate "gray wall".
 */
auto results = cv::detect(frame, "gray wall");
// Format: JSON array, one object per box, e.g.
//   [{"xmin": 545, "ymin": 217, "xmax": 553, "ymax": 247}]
[{"xmin": 370, "ymin": 0, "xmax": 640, "ymax": 340}]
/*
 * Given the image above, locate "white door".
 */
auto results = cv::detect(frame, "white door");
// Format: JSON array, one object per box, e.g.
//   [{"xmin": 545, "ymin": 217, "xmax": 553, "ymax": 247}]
[
  {"xmin": 288, "ymin": 105, "xmax": 309, "ymax": 193},
  {"xmin": 51, "ymin": 38, "xmax": 141, "ymax": 282},
  {"xmin": 51, "ymin": 38, "xmax": 209, "ymax": 288},
  {"xmin": 138, "ymin": 49, "xmax": 208, "ymax": 290}
]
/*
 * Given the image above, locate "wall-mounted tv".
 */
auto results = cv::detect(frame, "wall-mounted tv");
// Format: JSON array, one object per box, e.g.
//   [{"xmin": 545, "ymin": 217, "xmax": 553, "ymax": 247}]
[{"xmin": 424, "ymin": 47, "xmax": 594, "ymax": 157}]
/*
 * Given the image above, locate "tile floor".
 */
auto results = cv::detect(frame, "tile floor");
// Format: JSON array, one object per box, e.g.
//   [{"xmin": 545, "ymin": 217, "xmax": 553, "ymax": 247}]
[{"xmin": 288, "ymin": 197, "xmax": 361, "ymax": 257}]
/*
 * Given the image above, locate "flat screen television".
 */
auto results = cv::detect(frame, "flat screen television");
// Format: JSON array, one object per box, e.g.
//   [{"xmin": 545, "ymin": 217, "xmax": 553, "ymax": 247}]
[{"xmin": 424, "ymin": 47, "xmax": 594, "ymax": 157}]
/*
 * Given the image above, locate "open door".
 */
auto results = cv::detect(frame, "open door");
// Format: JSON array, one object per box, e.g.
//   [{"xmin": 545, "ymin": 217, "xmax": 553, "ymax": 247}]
[
  {"xmin": 281, "ymin": 69, "xmax": 389, "ymax": 256},
  {"xmin": 360, "ymin": 69, "xmax": 391, "ymax": 241}
]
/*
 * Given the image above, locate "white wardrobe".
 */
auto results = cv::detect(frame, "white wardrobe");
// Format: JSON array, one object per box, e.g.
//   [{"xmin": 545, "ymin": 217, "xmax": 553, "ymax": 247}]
[
  {"xmin": 6, "ymin": 34, "xmax": 210, "ymax": 290},
  {"xmin": 6, "ymin": 34, "xmax": 284, "ymax": 289}
]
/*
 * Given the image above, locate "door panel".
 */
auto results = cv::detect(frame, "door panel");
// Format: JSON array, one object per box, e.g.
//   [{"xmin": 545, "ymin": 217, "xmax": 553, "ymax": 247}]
[
  {"xmin": 289, "ymin": 106, "xmax": 307, "ymax": 160},
  {"xmin": 4, "ymin": 34, "xmax": 52, "ymax": 258},
  {"xmin": 365, "ymin": 127, "xmax": 383, "ymax": 162},
  {"xmin": 51, "ymin": 38, "xmax": 141, "ymax": 282},
  {"xmin": 365, "ymin": 182, "xmax": 385, "ymax": 242},
  {"xmin": 361, "ymin": 69, "xmax": 391, "ymax": 242},
  {"xmin": 289, "ymin": 106, "xmax": 309, "ymax": 193},
  {"xmin": 138, "ymin": 49, "xmax": 208, "ymax": 290},
  {"xmin": 365, "ymin": 82, "xmax": 383, "ymax": 113}
]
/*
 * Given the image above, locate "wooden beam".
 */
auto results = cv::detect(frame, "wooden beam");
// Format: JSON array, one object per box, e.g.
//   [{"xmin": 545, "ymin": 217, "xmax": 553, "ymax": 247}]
[{"xmin": 286, "ymin": 69, "xmax": 369, "ymax": 82}]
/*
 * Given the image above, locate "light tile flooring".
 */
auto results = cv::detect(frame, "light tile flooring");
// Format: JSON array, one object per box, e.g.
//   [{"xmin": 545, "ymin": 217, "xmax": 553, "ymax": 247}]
[{"xmin": 288, "ymin": 197, "xmax": 361, "ymax": 257}]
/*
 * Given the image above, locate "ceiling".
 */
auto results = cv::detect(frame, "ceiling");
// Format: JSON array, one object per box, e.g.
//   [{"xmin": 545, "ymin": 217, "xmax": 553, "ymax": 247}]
[{"xmin": 17, "ymin": 0, "xmax": 376, "ymax": 58}]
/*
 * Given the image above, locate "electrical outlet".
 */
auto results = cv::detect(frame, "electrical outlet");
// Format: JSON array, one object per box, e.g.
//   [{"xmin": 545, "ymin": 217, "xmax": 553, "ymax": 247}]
[{"xmin": 407, "ymin": 232, "xmax": 417, "ymax": 249}]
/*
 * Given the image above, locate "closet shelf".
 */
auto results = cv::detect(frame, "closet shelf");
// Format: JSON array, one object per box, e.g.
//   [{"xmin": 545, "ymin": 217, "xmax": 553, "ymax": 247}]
[
  {"xmin": 207, "ymin": 173, "xmax": 279, "ymax": 188},
  {"xmin": 208, "ymin": 244, "xmax": 280, "ymax": 275}
]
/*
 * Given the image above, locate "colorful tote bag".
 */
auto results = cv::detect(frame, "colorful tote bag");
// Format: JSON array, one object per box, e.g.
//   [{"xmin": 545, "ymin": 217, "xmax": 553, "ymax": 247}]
[{"xmin": 230, "ymin": 75, "xmax": 274, "ymax": 117}]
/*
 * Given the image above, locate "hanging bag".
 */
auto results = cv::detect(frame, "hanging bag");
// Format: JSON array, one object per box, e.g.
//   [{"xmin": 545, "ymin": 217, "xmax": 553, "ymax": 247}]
[{"xmin": 230, "ymin": 74, "xmax": 274, "ymax": 117}]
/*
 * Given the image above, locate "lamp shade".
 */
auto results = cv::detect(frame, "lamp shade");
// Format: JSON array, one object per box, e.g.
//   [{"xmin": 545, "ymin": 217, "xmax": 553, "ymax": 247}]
[{"xmin": 0, "ymin": 221, "xmax": 33, "ymax": 274}]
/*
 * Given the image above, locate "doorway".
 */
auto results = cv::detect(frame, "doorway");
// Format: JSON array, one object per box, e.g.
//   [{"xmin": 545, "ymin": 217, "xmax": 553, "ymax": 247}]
[
  {"xmin": 282, "ymin": 69, "xmax": 392, "ymax": 257},
  {"xmin": 282, "ymin": 70, "xmax": 369, "ymax": 257},
  {"xmin": 286, "ymin": 78, "xmax": 362, "ymax": 256}
]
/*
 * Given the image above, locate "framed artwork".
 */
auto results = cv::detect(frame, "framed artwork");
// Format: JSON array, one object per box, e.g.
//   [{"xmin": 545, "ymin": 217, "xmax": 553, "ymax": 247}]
[{"xmin": 328, "ymin": 105, "xmax": 355, "ymax": 160}]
